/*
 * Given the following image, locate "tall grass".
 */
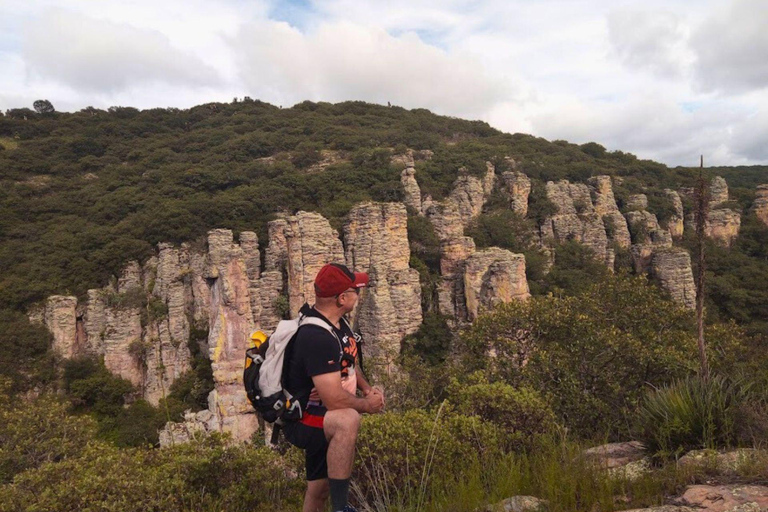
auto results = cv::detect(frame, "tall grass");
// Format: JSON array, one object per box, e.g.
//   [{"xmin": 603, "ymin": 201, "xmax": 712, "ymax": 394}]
[{"xmin": 353, "ymin": 431, "xmax": 690, "ymax": 512}]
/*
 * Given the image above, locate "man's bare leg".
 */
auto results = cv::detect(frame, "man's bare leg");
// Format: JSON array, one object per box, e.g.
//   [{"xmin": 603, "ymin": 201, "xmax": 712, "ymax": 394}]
[
  {"xmin": 322, "ymin": 408, "xmax": 361, "ymax": 510},
  {"xmin": 323, "ymin": 408, "xmax": 361, "ymax": 477},
  {"xmin": 303, "ymin": 479, "xmax": 329, "ymax": 512}
]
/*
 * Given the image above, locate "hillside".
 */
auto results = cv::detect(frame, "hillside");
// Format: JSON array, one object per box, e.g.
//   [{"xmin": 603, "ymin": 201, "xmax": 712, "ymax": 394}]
[{"xmin": 0, "ymin": 100, "xmax": 715, "ymax": 309}]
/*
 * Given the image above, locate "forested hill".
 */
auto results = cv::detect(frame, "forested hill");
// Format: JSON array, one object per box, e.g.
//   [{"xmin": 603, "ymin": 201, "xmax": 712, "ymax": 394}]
[{"xmin": 0, "ymin": 99, "xmax": 766, "ymax": 318}]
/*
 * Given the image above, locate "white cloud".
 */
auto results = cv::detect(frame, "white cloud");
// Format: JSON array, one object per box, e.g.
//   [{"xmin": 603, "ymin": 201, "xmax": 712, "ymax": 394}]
[
  {"xmin": 1, "ymin": 0, "xmax": 767, "ymax": 167},
  {"xmin": 23, "ymin": 9, "xmax": 223, "ymax": 92},
  {"xmin": 230, "ymin": 20, "xmax": 509, "ymax": 117},
  {"xmin": 691, "ymin": 0, "xmax": 768, "ymax": 93},
  {"xmin": 607, "ymin": 9, "xmax": 693, "ymax": 79}
]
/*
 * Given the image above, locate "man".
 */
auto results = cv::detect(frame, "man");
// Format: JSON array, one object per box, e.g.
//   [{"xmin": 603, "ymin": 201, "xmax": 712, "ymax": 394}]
[{"xmin": 283, "ymin": 263, "xmax": 386, "ymax": 512}]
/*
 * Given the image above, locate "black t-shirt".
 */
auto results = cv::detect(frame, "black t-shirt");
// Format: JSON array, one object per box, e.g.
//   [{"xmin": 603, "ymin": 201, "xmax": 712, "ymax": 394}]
[{"xmin": 284, "ymin": 305, "xmax": 359, "ymax": 416}]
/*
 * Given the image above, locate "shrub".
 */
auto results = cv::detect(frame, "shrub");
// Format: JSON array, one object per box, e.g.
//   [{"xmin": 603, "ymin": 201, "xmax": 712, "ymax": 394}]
[
  {"xmin": 0, "ymin": 437, "xmax": 304, "ymax": 512},
  {"xmin": 0, "ymin": 382, "xmax": 97, "ymax": 483},
  {"xmin": 447, "ymin": 377, "xmax": 557, "ymax": 451},
  {"xmin": 458, "ymin": 273, "xmax": 726, "ymax": 438},
  {"xmin": 355, "ymin": 407, "xmax": 503, "ymax": 503},
  {"xmin": 400, "ymin": 312, "xmax": 453, "ymax": 365},
  {"xmin": 637, "ymin": 374, "xmax": 754, "ymax": 459}
]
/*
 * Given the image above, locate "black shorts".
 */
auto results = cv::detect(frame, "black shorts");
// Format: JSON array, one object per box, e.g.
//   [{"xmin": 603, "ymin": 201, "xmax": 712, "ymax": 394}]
[{"xmin": 283, "ymin": 420, "xmax": 329, "ymax": 481}]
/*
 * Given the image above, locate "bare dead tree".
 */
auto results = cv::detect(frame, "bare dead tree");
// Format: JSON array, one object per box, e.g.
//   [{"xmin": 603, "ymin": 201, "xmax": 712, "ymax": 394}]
[{"xmin": 694, "ymin": 155, "xmax": 710, "ymax": 381}]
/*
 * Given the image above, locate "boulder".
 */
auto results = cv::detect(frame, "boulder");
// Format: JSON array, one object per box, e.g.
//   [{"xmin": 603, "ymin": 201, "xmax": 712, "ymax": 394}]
[{"xmin": 678, "ymin": 485, "xmax": 768, "ymax": 512}]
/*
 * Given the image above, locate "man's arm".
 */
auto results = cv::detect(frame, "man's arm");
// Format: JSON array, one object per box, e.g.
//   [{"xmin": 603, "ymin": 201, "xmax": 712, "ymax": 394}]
[{"xmin": 313, "ymin": 372, "xmax": 383, "ymax": 413}]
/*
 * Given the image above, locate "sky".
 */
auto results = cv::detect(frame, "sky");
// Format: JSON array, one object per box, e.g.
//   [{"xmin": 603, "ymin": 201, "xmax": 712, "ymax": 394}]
[{"xmin": 1, "ymin": 0, "xmax": 767, "ymax": 167}]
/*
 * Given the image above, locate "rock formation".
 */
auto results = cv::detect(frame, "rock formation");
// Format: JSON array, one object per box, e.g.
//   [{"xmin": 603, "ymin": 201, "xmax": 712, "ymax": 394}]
[
  {"xmin": 463, "ymin": 248, "xmax": 530, "ymax": 321},
  {"xmin": 752, "ymin": 184, "xmax": 768, "ymax": 226},
  {"xmin": 710, "ymin": 176, "xmax": 729, "ymax": 206},
  {"xmin": 344, "ymin": 202, "xmax": 422, "ymax": 364},
  {"xmin": 500, "ymin": 171, "xmax": 531, "ymax": 216},
  {"xmin": 650, "ymin": 248, "xmax": 697, "ymax": 309},
  {"xmin": 540, "ymin": 180, "xmax": 613, "ymax": 266},
  {"xmin": 449, "ymin": 165, "xmax": 495, "ymax": 228},
  {"xmin": 664, "ymin": 189, "xmax": 685, "ymax": 239},
  {"xmin": 204, "ymin": 229, "xmax": 260, "ymax": 442},
  {"xmin": 423, "ymin": 163, "xmax": 512, "ymax": 321},
  {"xmin": 43, "ymin": 296, "xmax": 78, "ymax": 359},
  {"xmin": 265, "ymin": 212, "xmax": 345, "ymax": 318},
  {"xmin": 589, "ymin": 176, "xmax": 631, "ymax": 249},
  {"xmin": 397, "ymin": 152, "xmax": 422, "ymax": 213},
  {"xmin": 705, "ymin": 208, "xmax": 741, "ymax": 247},
  {"xmin": 626, "ymin": 194, "xmax": 648, "ymax": 211}
]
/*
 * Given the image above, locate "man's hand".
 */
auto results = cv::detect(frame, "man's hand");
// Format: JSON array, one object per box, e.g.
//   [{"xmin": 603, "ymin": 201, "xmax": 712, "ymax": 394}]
[
  {"xmin": 363, "ymin": 388, "xmax": 384, "ymax": 414},
  {"xmin": 363, "ymin": 386, "xmax": 385, "ymax": 409}
]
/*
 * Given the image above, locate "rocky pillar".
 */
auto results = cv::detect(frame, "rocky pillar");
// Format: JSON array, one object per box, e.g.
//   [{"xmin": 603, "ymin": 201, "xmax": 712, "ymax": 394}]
[
  {"xmin": 205, "ymin": 229, "xmax": 259, "ymax": 442},
  {"xmin": 752, "ymin": 185, "xmax": 768, "ymax": 226},
  {"xmin": 463, "ymin": 248, "xmax": 530, "ymax": 321},
  {"xmin": 500, "ymin": 171, "xmax": 531, "ymax": 216},
  {"xmin": 343, "ymin": 202, "xmax": 422, "ymax": 365},
  {"xmin": 651, "ymin": 248, "xmax": 696, "ymax": 309},
  {"xmin": 44, "ymin": 296, "xmax": 78, "ymax": 359}
]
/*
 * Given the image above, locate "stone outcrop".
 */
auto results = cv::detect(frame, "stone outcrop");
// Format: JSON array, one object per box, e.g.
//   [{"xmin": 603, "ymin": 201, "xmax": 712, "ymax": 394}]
[
  {"xmin": 583, "ymin": 441, "xmax": 646, "ymax": 470},
  {"xmin": 424, "ymin": 163, "xmax": 513, "ymax": 321},
  {"xmin": 627, "ymin": 194, "xmax": 648, "ymax": 211},
  {"xmin": 589, "ymin": 176, "xmax": 631, "ymax": 249},
  {"xmin": 500, "ymin": 171, "xmax": 530, "ymax": 216},
  {"xmin": 540, "ymin": 180, "xmax": 613, "ymax": 266},
  {"xmin": 625, "ymin": 210, "xmax": 673, "ymax": 248},
  {"xmin": 43, "ymin": 296, "xmax": 79, "ymax": 359},
  {"xmin": 752, "ymin": 184, "xmax": 768, "ymax": 226},
  {"xmin": 401, "ymin": 167, "xmax": 422, "ymax": 213},
  {"xmin": 650, "ymin": 248, "xmax": 697, "ymax": 309},
  {"xmin": 265, "ymin": 212, "xmax": 345, "ymax": 319},
  {"xmin": 344, "ymin": 202, "xmax": 422, "ymax": 364},
  {"xmin": 142, "ymin": 243, "xmax": 193, "ymax": 405},
  {"xmin": 449, "ymin": 164, "xmax": 495, "ymax": 228},
  {"xmin": 710, "ymin": 176, "xmax": 729, "ymax": 206},
  {"xmin": 102, "ymin": 263, "xmax": 144, "ymax": 389},
  {"xmin": 397, "ymin": 151, "xmax": 423, "ymax": 213},
  {"xmin": 204, "ymin": 229, "xmax": 260, "ymax": 442},
  {"xmin": 678, "ymin": 485, "xmax": 768, "ymax": 511},
  {"xmin": 664, "ymin": 189, "xmax": 685, "ymax": 239},
  {"xmin": 463, "ymin": 248, "xmax": 529, "ymax": 321},
  {"xmin": 706, "ymin": 208, "xmax": 741, "ymax": 246}
]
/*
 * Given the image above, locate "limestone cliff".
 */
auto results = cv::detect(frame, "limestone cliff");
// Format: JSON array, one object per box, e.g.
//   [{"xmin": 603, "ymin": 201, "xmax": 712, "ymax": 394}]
[
  {"xmin": 397, "ymin": 152, "xmax": 422, "ymax": 213},
  {"xmin": 344, "ymin": 202, "xmax": 422, "ymax": 364},
  {"xmin": 753, "ymin": 185, "xmax": 768, "ymax": 226}
]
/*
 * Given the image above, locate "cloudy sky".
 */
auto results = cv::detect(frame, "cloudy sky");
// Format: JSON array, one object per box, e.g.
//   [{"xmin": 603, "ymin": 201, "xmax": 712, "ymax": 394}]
[{"xmin": 1, "ymin": 0, "xmax": 767, "ymax": 166}]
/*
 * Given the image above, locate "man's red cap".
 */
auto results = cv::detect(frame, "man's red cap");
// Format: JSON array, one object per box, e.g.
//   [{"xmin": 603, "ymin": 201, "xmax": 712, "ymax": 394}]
[{"xmin": 314, "ymin": 263, "xmax": 369, "ymax": 298}]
